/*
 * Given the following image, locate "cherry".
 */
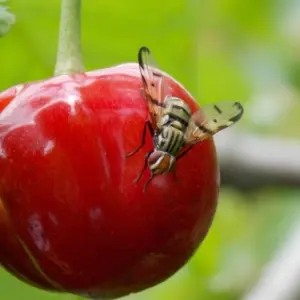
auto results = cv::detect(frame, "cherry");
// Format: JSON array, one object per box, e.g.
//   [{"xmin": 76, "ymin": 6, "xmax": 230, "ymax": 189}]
[{"xmin": 0, "ymin": 63, "xmax": 219, "ymax": 299}]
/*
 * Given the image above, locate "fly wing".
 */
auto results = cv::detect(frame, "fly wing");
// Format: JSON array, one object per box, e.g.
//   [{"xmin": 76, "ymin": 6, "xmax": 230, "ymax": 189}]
[
  {"xmin": 184, "ymin": 101, "xmax": 244, "ymax": 145},
  {"xmin": 138, "ymin": 46, "xmax": 171, "ymax": 128}
]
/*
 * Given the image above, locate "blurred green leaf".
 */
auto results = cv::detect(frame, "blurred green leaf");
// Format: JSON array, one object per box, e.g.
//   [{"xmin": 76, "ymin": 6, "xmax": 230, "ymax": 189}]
[{"xmin": 0, "ymin": 0, "xmax": 15, "ymax": 37}]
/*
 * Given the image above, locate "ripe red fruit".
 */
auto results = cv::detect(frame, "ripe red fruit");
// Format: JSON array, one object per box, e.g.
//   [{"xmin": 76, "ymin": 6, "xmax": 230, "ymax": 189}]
[{"xmin": 0, "ymin": 63, "xmax": 219, "ymax": 299}]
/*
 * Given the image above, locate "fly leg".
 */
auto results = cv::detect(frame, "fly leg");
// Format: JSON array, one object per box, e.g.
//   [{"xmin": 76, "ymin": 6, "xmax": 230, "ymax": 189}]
[
  {"xmin": 143, "ymin": 173, "xmax": 155, "ymax": 193},
  {"xmin": 126, "ymin": 120, "xmax": 154, "ymax": 158},
  {"xmin": 176, "ymin": 145, "xmax": 193, "ymax": 161},
  {"xmin": 167, "ymin": 146, "xmax": 193, "ymax": 184},
  {"xmin": 133, "ymin": 151, "xmax": 152, "ymax": 184}
]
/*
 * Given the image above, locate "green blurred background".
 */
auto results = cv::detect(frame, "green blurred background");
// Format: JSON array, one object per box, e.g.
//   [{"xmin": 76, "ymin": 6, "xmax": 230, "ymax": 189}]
[{"xmin": 1, "ymin": 0, "xmax": 300, "ymax": 299}]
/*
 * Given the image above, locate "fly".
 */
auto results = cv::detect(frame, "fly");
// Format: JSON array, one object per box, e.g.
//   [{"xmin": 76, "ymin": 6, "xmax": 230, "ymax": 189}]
[{"xmin": 126, "ymin": 46, "xmax": 244, "ymax": 192}]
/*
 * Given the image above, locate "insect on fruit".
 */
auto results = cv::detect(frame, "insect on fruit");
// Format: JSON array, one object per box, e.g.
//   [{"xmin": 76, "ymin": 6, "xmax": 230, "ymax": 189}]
[{"xmin": 126, "ymin": 46, "xmax": 244, "ymax": 192}]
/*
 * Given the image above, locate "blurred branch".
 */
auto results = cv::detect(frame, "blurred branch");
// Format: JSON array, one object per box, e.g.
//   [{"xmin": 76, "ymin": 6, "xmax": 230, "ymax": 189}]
[
  {"xmin": 218, "ymin": 130, "xmax": 300, "ymax": 300},
  {"xmin": 215, "ymin": 130, "xmax": 300, "ymax": 190},
  {"xmin": 242, "ymin": 220, "xmax": 300, "ymax": 300}
]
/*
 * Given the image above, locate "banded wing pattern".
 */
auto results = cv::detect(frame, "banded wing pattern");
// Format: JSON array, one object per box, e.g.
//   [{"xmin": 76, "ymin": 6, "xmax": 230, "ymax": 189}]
[
  {"xmin": 138, "ymin": 46, "xmax": 171, "ymax": 128},
  {"xmin": 184, "ymin": 101, "xmax": 244, "ymax": 145}
]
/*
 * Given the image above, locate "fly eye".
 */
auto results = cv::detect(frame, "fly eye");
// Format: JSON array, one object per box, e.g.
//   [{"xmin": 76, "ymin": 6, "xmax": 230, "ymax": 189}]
[{"xmin": 148, "ymin": 152, "xmax": 163, "ymax": 165}]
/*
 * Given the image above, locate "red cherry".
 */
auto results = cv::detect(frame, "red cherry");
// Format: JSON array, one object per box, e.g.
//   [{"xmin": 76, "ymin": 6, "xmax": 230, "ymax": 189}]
[{"xmin": 0, "ymin": 63, "xmax": 219, "ymax": 299}]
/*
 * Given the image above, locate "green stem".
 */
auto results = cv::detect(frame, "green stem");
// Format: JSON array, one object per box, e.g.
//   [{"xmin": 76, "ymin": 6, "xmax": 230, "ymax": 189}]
[{"xmin": 54, "ymin": 0, "xmax": 84, "ymax": 76}]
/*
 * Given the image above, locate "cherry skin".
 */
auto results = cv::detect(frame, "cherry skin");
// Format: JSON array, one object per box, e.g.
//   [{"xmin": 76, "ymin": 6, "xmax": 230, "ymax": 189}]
[{"xmin": 0, "ymin": 63, "xmax": 219, "ymax": 299}]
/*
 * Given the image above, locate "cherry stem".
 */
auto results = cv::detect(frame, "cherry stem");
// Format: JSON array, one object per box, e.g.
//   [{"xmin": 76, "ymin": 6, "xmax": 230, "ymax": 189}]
[{"xmin": 54, "ymin": 0, "xmax": 84, "ymax": 76}]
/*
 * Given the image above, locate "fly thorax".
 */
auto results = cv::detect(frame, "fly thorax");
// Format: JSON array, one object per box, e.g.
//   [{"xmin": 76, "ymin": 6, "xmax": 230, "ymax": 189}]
[
  {"xmin": 160, "ymin": 114, "xmax": 170, "ymax": 127},
  {"xmin": 169, "ymin": 119, "xmax": 184, "ymax": 131},
  {"xmin": 164, "ymin": 97, "xmax": 191, "ymax": 129},
  {"xmin": 156, "ymin": 126, "xmax": 184, "ymax": 156}
]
